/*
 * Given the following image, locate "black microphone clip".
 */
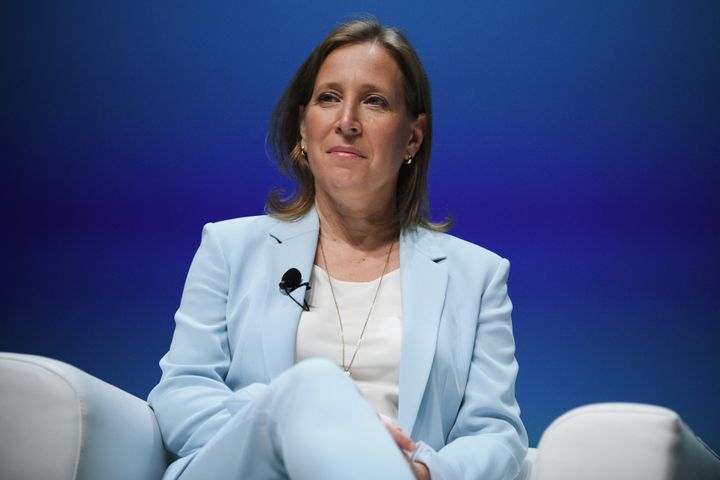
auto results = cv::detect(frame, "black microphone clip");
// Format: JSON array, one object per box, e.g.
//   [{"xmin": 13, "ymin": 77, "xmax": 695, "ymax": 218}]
[{"xmin": 279, "ymin": 268, "xmax": 311, "ymax": 311}]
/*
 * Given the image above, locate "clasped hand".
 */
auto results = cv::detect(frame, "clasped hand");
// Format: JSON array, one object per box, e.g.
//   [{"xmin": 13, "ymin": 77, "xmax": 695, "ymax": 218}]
[{"xmin": 383, "ymin": 422, "xmax": 430, "ymax": 480}]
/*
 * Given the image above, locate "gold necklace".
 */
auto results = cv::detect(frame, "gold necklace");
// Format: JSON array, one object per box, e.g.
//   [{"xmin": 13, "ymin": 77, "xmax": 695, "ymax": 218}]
[{"xmin": 318, "ymin": 235, "xmax": 395, "ymax": 378}]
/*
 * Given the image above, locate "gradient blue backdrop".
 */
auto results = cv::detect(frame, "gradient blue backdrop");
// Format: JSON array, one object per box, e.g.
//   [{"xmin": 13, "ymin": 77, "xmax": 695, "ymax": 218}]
[{"xmin": 3, "ymin": 1, "xmax": 719, "ymax": 450}]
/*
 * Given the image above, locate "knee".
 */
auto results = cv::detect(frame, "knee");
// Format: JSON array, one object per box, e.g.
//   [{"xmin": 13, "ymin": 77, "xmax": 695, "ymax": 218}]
[
  {"xmin": 276, "ymin": 358, "xmax": 355, "ymax": 401},
  {"xmin": 276, "ymin": 359, "xmax": 370, "ymax": 422},
  {"xmin": 289, "ymin": 358, "xmax": 345, "ymax": 384}
]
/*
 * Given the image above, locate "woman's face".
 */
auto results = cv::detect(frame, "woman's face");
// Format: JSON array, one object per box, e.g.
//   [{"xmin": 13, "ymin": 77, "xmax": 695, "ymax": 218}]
[{"xmin": 300, "ymin": 42, "xmax": 426, "ymax": 209}]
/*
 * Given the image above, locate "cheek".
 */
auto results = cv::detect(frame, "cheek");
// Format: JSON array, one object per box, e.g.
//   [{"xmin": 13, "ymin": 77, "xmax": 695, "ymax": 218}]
[
  {"xmin": 303, "ymin": 110, "xmax": 331, "ymax": 140},
  {"xmin": 300, "ymin": 117, "xmax": 314, "ymax": 140},
  {"xmin": 378, "ymin": 123, "xmax": 411, "ymax": 157}
]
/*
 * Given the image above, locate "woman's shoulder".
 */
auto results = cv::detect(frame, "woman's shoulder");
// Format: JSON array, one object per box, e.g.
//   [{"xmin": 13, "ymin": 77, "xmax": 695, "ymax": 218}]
[
  {"xmin": 204, "ymin": 214, "xmax": 277, "ymax": 234},
  {"xmin": 409, "ymin": 227, "xmax": 508, "ymax": 279},
  {"xmin": 198, "ymin": 212, "xmax": 318, "ymax": 253},
  {"xmin": 412, "ymin": 227, "xmax": 504, "ymax": 261},
  {"xmin": 196, "ymin": 214, "xmax": 286, "ymax": 250}
]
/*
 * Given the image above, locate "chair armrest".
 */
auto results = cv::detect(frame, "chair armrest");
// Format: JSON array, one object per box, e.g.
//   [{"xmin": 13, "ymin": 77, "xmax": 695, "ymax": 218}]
[
  {"xmin": 514, "ymin": 447, "xmax": 537, "ymax": 480},
  {"xmin": 531, "ymin": 403, "xmax": 720, "ymax": 480},
  {"xmin": 0, "ymin": 352, "xmax": 168, "ymax": 480}
]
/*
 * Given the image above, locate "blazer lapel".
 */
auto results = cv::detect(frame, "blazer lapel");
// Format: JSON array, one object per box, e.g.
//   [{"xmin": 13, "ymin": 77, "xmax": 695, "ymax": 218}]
[
  {"xmin": 261, "ymin": 209, "xmax": 319, "ymax": 379},
  {"xmin": 398, "ymin": 229, "xmax": 448, "ymax": 435}
]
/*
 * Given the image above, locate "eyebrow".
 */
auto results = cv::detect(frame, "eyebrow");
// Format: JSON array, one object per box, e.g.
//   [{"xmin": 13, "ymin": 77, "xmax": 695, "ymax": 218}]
[{"xmin": 315, "ymin": 81, "xmax": 390, "ymax": 94}]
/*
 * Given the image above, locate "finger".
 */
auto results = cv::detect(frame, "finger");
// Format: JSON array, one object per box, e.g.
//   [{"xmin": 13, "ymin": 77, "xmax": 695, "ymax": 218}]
[
  {"xmin": 385, "ymin": 424, "xmax": 417, "ymax": 451},
  {"xmin": 384, "ymin": 424, "xmax": 406, "ymax": 447}
]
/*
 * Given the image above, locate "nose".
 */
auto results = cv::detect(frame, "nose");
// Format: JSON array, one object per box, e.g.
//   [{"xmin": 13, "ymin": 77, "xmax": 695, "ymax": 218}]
[{"xmin": 335, "ymin": 103, "xmax": 361, "ymax": 137}]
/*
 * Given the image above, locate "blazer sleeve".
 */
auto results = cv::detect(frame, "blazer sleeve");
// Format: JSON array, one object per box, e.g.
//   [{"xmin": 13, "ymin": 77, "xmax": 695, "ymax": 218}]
[
  {"xmin": 411, "ymin": 258, "xmax": 528, "ymax": 480},
  {"xmin": 147, "ymin": 223, "xmax": 267, "ymax": 457}
]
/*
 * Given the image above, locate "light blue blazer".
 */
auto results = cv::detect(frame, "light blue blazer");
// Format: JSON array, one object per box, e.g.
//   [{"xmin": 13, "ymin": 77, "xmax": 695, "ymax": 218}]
[{"xmin": 149, "ymin": 209, "xmax": 528, "ymax": 480}]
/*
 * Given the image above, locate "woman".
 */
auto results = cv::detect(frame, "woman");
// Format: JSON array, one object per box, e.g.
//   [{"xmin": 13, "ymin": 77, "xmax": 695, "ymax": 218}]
[{"xmin": 149, "ymin": 19, "xmax": 527, "ymax": 480}]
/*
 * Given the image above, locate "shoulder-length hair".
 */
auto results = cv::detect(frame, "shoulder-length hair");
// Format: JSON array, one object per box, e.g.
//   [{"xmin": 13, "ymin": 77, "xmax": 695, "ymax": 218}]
[{"xmin": 266, "ymin": 18, "xmax": 450, "ymax": 232}]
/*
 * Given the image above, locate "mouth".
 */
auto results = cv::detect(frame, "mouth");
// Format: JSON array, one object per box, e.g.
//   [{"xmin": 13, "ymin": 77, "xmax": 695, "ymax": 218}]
[{"xmin": 327, "ymin": 146, "xmax": 366, "ymax": 158}]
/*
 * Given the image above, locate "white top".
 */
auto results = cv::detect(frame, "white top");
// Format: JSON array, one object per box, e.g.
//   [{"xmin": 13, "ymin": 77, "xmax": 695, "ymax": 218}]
[{"xmin": 295, "ymin": 265, "xmax": 403, "ymax": 423}]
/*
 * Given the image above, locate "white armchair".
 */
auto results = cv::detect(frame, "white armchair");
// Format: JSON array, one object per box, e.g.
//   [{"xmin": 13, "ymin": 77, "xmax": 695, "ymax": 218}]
[
  {"xmin": 1, "ymin": 352, "xmax": 718, "ymax": 480},
  {"xmin": 0, "ymin": 353, "xmax": 167, "ymax": 480}
]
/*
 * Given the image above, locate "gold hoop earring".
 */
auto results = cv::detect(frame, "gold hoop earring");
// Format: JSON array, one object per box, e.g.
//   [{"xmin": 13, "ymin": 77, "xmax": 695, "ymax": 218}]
[
  {"xmin": 292, "ymin": 142, "xmax": 307, "ymax": 162},
  {"xmin": 405, "ymin": 153, "xmax": 414, "ymax": 165}
]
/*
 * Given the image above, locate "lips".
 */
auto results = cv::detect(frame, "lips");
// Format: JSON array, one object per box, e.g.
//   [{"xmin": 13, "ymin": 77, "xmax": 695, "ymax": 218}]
[{"xmin": 327, "ymin": 145, "xmax": 365, "ymax": 158}]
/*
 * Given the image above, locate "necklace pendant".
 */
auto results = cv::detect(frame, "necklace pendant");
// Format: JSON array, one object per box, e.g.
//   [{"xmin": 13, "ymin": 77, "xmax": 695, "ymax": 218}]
[{"xmin": 344, "ymin": 369, "xmax": 352, "ymax": 377}]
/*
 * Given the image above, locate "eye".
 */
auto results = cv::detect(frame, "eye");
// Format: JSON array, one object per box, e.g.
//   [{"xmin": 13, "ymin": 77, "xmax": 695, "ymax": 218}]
[
  {"xmin": 365, "ymin": 95, "xmax": 388, "ymax": 107},
  {"xmin": 317, "ymin": 92, "xmax": 339, "ymax": 103}
]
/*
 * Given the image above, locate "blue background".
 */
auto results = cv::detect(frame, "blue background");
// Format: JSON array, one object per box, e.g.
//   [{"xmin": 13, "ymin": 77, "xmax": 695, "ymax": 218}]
[{"xmin": 3, "ymin": 1, "xmax": 719, "ymax": 450}]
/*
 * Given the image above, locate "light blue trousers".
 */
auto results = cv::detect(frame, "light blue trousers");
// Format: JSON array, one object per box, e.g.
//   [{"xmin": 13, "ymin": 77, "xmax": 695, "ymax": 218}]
[{"xmin": 178, "ymin": 358, "xmax": 415, "ymax": 480}]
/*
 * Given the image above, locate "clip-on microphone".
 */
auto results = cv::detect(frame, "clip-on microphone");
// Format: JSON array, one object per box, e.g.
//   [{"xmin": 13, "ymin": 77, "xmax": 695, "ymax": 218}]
[{"xmin": 279, "ymin": 268, "xmax": 311, "ymax": 311}]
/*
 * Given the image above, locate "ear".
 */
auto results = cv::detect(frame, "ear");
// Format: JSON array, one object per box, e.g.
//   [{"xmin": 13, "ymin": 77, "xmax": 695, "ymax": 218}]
[
  {"xmin": 299, "ymin": 105, "xmax": 306, "ymax": 142},
  {"xmin": 407, "ymin": 113, "xmax": 427, "ymax": 155}
]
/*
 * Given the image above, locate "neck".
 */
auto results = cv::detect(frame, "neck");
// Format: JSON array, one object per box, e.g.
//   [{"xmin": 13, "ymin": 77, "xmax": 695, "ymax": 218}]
[{"xmin": 315, "ymin": 194, "xmax": 400, "ymax": 250}]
